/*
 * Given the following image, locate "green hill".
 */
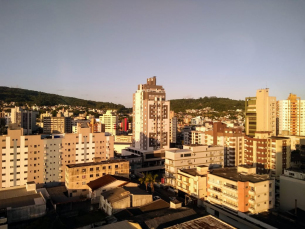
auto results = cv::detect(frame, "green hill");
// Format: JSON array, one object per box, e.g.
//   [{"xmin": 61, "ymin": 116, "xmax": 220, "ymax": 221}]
[
  {"xmin": 0, "ymin": 86, "xmax": 128, "ymax": 111},
  {"xmin": 170, "ymin": 96, "xmax": 244, "ymax": 113}
]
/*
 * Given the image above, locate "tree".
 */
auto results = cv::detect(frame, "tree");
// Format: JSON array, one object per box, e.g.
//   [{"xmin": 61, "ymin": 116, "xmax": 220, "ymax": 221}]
[
  {"xmin": 138, "ymin": 173, "xmax": 150, "ymax": 191},
  {"xmin": 149, "ymin": 174, "xmax": 158, "ymax": 193}
]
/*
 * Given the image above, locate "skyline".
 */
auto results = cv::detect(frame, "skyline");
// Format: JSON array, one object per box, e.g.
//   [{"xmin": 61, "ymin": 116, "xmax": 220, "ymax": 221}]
[{"xmin": 1, "ymin": 0, "xmax": 305, "ymax": 107}]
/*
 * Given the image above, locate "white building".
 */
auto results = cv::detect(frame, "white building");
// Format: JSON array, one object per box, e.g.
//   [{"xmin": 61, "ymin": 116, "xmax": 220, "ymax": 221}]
[
  {"xmin": 165, "ymin": 145, "xmax": 224, "ymax": 187},
  {"xmin": 100, "ymin": 110, "xmax": 118, "ymax": 136}
]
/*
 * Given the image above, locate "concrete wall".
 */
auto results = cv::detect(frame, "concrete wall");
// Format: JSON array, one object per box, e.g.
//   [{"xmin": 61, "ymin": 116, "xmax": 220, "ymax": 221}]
[
  {"xmin": 7, "ymin": 202, "xmax": 46, "ymax": 223},
  {"xmin": 131, "ymin": 194, "xmax": 152, "ymax": 207},
  {"xmin": 280, "ymin": 175, "xmax": 305, "ymax": 211}
]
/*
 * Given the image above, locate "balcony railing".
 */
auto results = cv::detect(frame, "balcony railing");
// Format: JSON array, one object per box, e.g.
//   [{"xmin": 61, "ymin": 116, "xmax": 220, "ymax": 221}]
[{"xmin": 222, "ymin": 193, "xmax": 237, "ymax": 200}]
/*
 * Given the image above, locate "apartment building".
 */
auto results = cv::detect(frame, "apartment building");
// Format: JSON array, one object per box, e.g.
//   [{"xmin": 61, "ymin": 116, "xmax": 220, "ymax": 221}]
[
  {"xmin": 176, "ymin": 166, "xmax": 208, "ymax": 200},
  {"xmin": 207, "ymin": 166, "xmax": 274, "ymax": 214},
  {"xmin": 100, "ymin": 110, "xmax": 118, "ymax": 136},
  {"xmin": 0, "ymin": 126, "xmax": 114, "ymax": 189},
  {"xmin": 245, "ymin": 89, "xmax": 276, "ymax": 137},
  {"xmin": 244, "ymin": 132, "xmax": 291, "ymax": 178},
  {"xmin": 132, "ymin": 76, "xmax": 170, "ymax": 151},
  {"xmin": 43, "ymin": 117, "xmax": 72, "ymax": 134},
  {"xmin": 277, "ymin": 93, "xmax": 305, "ymax": 136},
  {"xmin": 165, "ymin": 145, "xmax": 224, "ymax": 187},
  {"xmin": 65, "ymin": 159, "xmax": 129, "ymax": 197},
  {"xmin": 10, "ymin": 107, "xmax": 38, "ymax": 135}
]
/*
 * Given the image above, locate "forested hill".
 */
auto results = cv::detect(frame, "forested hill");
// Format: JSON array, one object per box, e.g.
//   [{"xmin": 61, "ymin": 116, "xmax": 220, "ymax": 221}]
[
  {"xmin": 170, "ymin": 97, "xmax": 245, "ymax": 113},
  {"xmin": 0, "ymin": 86, "xmax": 128, "ymax": 111}
]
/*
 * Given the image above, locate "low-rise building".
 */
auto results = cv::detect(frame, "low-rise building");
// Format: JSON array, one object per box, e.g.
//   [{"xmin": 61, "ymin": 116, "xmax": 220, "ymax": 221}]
[
  {"xmin": 165, "ymin": 145, "xmax": 224, "ymax": 187},
  {"xmin": 65, "ymin": 159, "xmax": 129, "ymax": 197},
  {"xmin": 280, "ymin": 168, "xmax": 305, "ymax": 211},
  {"xmin": 176, "ymin": 166, "xmax": 208, "ymax": 202},
  {"xmin": 207, "ymin": 165, "xmax": 274, "ymax": 214}
]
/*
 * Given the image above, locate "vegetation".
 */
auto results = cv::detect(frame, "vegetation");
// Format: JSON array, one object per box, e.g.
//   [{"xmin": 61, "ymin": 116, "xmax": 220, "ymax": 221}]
[
  {"xmin": 0, "ymin": 86, "xmax": 131, "ymax": 112},
  {"xmin": 170, "ymin": 96, "xmax": 244, "ymax": 113},
  {"xmin": 138, "ymin": 173, "xmax": 158, "ymax": 192}
]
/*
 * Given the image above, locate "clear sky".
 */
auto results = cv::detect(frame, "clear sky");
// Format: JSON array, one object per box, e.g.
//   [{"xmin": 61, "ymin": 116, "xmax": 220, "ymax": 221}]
[{"xmin": 1, "ymin": 0, "xmax": 305, "ymax": 107}]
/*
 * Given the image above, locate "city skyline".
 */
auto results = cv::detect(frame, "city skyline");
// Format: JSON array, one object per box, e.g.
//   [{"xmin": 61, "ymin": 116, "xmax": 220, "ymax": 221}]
[{"xmin": 1, "ymin": 0, "xmax": 305, "ymax": 107}]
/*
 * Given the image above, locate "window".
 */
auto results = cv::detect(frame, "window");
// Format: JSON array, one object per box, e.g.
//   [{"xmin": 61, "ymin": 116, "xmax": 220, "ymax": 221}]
[
  {"xmin": 90, "ymin": 174, "xmax": 93, "ymax": 177},
  {"xmin": 90, "ymin": 168, "xmax": 93, "ymax": 171}
]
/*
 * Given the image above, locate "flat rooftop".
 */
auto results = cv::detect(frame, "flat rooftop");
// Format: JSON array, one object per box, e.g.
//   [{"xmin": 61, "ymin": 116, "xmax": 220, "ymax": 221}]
[
  {"xmin": 46, "ymin": 185, "xmax": 82, "ymax": 204},
  {"xmin": 165, "ymin": 215, "xmax": 236, "ymax": 229},
  {"xmin": 66, "ymin": 159, "xmax": 128, "ymax": 168},
  {"xmin": 180, "ymin": 168, "xmax": 207, "ymax": 177},
  {"xmin": 209, "ymin": 167, "xmax": 271, "ymax": 183},
  {"xmin": 270, "ymin": 136, "xmax": 290, "ymax": 140},
  {"xmin": 0, "ymin": 187, "xmax": 42, "ymax": 209}
]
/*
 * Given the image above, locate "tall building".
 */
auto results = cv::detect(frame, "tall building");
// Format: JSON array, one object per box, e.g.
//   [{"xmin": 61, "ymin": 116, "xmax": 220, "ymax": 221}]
[
  {"xmin": 43, "ymin": 117, "xmax": 72, "ymax": 134},
  {"xmin": 10, "ymin": 107, "xmax": 38, "ymax": 135},
  {"xmin": 132, "ymin": 76, "xmax": 170, "ymax": 151},
  {"xmin": 245, "ymin": 89, "xmax": 276, "ymax": 137},
  {"xmin": 277, "ymin": 93, "xmax": 305, "ymax": 136},
  {"xmin": 169, "ymin": 111, "xmax": 177, "ymax": 145},
  {"xmin": 100, "ymin": 110, "xmax": 118, "ymax": 136},
  {"xmin": 121, "ymin": 118, "xmax": 129, "ymax": 132}
]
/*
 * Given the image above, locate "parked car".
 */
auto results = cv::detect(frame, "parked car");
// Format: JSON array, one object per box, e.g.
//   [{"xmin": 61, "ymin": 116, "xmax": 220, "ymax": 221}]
[{"xmin": 153, "ymin": 196, "xmax": 161, "ymax": 200}]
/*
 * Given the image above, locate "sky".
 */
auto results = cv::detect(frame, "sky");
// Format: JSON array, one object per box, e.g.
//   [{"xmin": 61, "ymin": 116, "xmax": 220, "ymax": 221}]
[{"xmin": 1, "ymin": 0, "xmax": 305, "ymax": 107}]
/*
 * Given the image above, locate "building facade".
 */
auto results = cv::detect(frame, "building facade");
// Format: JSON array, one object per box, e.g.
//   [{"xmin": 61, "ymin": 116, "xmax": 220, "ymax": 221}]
[
  {"xmin": 132, "ymin": 76, "xmax": 170, "ymax": 151},
  {"xmin": 100, "ymin": 110, "xmax": 118, "ymax": 136},
  {"xmin": 43, "ymin": 117, "xmax": 72, "ymax": 134},
  {"xmin": 245, "ymin": 89, "xmax": 276, "ymax": 137},
  {"xmin": 207, "ymin": 166, "xmax": 275, "ymax": 214}
]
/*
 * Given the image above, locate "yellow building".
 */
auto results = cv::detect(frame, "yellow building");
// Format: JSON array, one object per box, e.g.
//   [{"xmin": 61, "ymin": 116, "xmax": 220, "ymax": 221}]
[{"xmin": 65, "ymin": 159, "xmax": 129, "ymax": 197}]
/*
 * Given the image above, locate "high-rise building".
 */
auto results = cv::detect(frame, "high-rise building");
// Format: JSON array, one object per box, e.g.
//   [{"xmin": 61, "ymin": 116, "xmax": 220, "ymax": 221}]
[
  {"xmin": 43, "ymin": 117, "xmax": 72, "ymax": 134},
  {"xmin": 10, "ymin": 107, "xmax": 38, "ymax": 135},
  {"xmin": 121, "ymin": 118, "xmax": 129, "ymax": 132},
  {"xmin": 100, "ymin": 110, "xmax": 118, "ymax": 136},
  {"xmin": 169, "ymin": 111, "xmax": 177, "ymax": 145},
  {"xmin": 132, "ymin": 76, "xmax": 170, "ymax": 151},
  {"xmin": 245, "ymin": 89, "xmax": 276, "ymax": 137},
  {"xmin": 277, "ymin": 93, "xmax": 305, "ymax": 136}
]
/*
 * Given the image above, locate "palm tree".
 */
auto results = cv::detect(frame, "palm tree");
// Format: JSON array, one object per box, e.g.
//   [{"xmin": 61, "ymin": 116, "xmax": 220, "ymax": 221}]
[
  {"xmin": 138, "ymin": 173, "xmax": 150, "ymax": 191},
  {"xmin": 150, "ymin": 174, "xmax": 158, "ymax": 193}
]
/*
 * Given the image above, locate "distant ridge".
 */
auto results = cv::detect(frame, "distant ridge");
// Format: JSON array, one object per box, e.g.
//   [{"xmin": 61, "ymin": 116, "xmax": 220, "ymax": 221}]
[
  {"xmin": 169, "ymin": 97, "xmax": 244, "ymax": 113},
  {"xmin": 0, "ymin": 86, "xmax": 128, "ymax": 110}
]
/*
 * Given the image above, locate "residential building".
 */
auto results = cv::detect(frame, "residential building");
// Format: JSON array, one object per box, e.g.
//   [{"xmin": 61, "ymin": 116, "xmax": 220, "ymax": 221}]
[
  {"xmin": 10, "ymin": 107, "xmax": 38, "ymax": 135},
  {"xmin": 65, "ymin": 159, "xmax": 129, "ymax": 197},
  {"xmin": 132, "ymin": 76, "xmax": 170, "ymax": 151},
  {"xmin": 207, "ymin": 166, "xmax": 275, "ymax": 214},
  {"xmin": 165, "ymin": 145, "xmax": 224, "ymax": 187},
  {"xmin": 114, "ymin": 135, "xmax": 132, "ymax": 154},
  {"xmin": 87, "ymin": 175, "xmax": 130, "ymax": 204},
  {"xmin": 280, "ymin": 168, "xmax": 305, "ymax": 211},
  {"xmin": 100, "ymin": 110, "xmax": 118, "ymax": 136},
  {"xmin": 277, "ymin": 93, "xmax": 305, "ymax": 136},
  {"xmin": 0, "ymin": 126, "xmax": 115, "ymax": 189},
  {"xmin": 43, "ymin": 117, "xmax": 72, "ymax": 134},
  {"xmin": 121, "ymin": 118, "xmax": 129, "ymax": 132},
  {"xmin": 245, "ymin": 89, "xmax": 276, "ymax": 137},
  {"xmin": 176, "ymin": 166, "xmax": 208, "ymax": 202}
]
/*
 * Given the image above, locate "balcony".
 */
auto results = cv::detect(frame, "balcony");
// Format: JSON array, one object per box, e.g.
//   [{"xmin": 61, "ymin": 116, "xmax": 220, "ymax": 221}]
[
  {"xmin": 249, "ymin": 207, "xmax": 255, "ymax": 213},
  {"xmin": 249, "ymin": 189, "xmax": 255, "ymax": 195},
  {"xmin": 249, "ymin": 198, "xmax": 255, "ymax": 204},
  {"xmin": 208, "ymin": 188, "xmax": 222, "ymax": 194},
  {"xmin": 208, "ymin": 180, "xmax": 221, "ymax": 186},
  {"xmin": 223, "ymin": 184, "xmax": 237, "ymax": 192},
  {"xmin": 208, "ymin": 196, "xmax": 222, "ymax": 205},
  {"xmin": 222, "ymin": 201, "xmax": 238, "ymax": 210},
  {"xmin": 222, "ymin": 193, "xmax": 237, "ymax": 200}
]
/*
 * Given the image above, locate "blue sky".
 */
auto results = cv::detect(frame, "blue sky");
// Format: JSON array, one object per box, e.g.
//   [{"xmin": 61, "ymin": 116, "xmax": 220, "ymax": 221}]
[{"xmin": 1, "ymin": 0, "xmax": 305, "ymax": 107}]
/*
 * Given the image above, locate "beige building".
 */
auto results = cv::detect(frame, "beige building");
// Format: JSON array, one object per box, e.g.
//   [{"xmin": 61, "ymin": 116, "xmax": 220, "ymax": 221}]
[
  {"xmin": 132, "ymin": 76, "xmax": 170, "ymax": 151},
  {"xmin": 169, "ymin": 111, "xmax": 177, "ymax": 144},
  {"xmin": 176, "ymin": 166, "xmax": 208, "ymax": 201},
  {"xmin": 100, "ymin": 110, "xmax": 118, "ymax": 136},
  {"xmin": 65, "ymin": 159, "xmax": 129, "ymax": 197},
  {"xmin": 245, "ymin": 89, "xmax": 276, "ymax": 137},
  {"xmin": 207, "ymin": 166, "xmax": 275, "ymax": 214},
  {"xmin": 0, "ymin": 126, "xmax": 115, "ymax": 189},
  {"xmin": 165, "ymin": 145, "xmax": 224, "ymax": 187}
]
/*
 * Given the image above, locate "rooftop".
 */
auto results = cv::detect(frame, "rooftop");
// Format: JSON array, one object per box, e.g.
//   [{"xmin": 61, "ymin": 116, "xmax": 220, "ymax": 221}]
[
  {"xmin": 0, "ymin": 187, "xmax": 43, "ymax": 209},
  {"xmin": 66, "ymin": 159, "xmax": 128, "ymax": 168},
  {"xmin": 165, "ymin": 215, "xmax": 236, "ymax": 229},
  {"xmin": 209, "ymin": 167, "xmax": 271, "ymax": 183},
  {"xmin": 270, "ymin": 136, "xmax": 290, "ymax": 140},
  {"xmin": 46, "ymin": 185, "xmax": 83, "ymax": 204},
  {"xmin": 101, "ymin": 187, "xmax": 130, "ymax": 204},
  {"xmin": 87, "ymin": 175, "xmax": 130, "ymax": 191},
  {"xmin": 179, "ymin": 168, "xmax": 207, "ymax": 177}
]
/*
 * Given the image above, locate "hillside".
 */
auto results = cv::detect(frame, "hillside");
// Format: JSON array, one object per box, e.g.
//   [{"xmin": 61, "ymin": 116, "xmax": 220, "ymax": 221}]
[
  {"xmin": 170, "ymin": 96, "xmax": 244, "ymax": 113},
  {"xmin": 0, "ymin": 86, "xmax": 128, "ymax": 111}
]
